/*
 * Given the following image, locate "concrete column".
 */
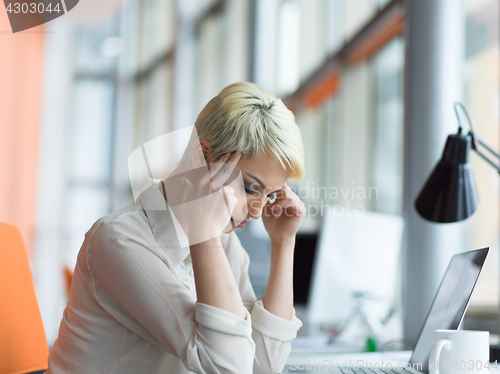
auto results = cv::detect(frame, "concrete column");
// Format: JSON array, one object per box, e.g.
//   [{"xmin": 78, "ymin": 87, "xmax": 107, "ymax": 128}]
[{"xmin": 403, "ymin": 0, "xmax": 467, "ymax": 345}]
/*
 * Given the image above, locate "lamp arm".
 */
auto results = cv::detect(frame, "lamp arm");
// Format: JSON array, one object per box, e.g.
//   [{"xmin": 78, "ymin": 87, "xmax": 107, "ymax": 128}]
[
  {"xmin": 471, "ymin": 148, "xmax": 500, "ymax": 174},
  {"xmin": 454, "ymin": 102, "xmax": 500, "ymax": 172},
  {"xmin": 470, "ymin": 134, "xmax": 500, "ymax": 174},
  {"xmin": 475, "ymin": 136, "xmax": 500, "ymax": 160},
  {"xmin": 458, "ymin": 100, "xmax": 500, "ymax": 173}
]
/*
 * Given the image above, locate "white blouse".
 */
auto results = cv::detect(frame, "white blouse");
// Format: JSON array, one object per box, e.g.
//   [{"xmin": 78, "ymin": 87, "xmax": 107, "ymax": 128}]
[{"xmin": 47, "ymin": 184, "xmax": 303, "ymax": 374}]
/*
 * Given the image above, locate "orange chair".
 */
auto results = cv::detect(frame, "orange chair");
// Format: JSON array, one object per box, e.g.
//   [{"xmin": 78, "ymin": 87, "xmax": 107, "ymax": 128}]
[
  {"xmin": 0, "ymin": 223, "xmax": 49, "ymax": 374},
  {"xmin": 63, "ymin": 266, "xmax": 73, "ymax": 298}
]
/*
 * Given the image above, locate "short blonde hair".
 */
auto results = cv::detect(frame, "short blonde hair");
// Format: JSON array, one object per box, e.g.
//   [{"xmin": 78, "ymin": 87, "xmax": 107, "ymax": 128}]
[{"xmin": 180, "ymin": 82, "xmax": 304, "ymax": 179}]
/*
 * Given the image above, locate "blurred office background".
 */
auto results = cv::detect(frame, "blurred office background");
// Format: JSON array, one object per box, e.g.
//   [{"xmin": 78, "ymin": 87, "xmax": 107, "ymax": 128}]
[{"xmin": 0, "ymin": 0, "xmax": 498, "ymax": 350}]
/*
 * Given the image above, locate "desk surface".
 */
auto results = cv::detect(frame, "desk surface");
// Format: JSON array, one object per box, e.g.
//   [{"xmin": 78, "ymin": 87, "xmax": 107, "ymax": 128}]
[
  {"xmin": 286, "ymin": 349, "xmax": 413, "ymax": 367},
  {"xmin": 285, "ymin": 350, "xmax": 500, "ymax": 373}
]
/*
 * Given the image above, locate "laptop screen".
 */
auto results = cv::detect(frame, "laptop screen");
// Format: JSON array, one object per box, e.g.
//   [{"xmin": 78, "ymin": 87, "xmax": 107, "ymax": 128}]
[{"xmin": 409, "ymin": 247, "xmax": 489, "ymax": 373}]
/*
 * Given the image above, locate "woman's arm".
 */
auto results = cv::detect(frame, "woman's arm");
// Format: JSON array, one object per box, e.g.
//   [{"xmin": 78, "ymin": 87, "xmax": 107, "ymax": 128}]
[
  {"xmin": 261, "ymin": 184, "xmax": 306, "ymax": 320},
  {"xmin": 232, "ymin": 233, "xmax": 303, "ymax": 374},
  {"xmin": 87, "ymin": 218, "xmax": 255, "ymax": 374},
  {"xmin": 178, "ymin": 150, "xmax": 247, "ymax": 319},
  {"xmin": 190, "ymin": 237, "xmax": 247, "ymax": 319},
  {"xmin": 262, "ymin": 238, "xmax": 295, "ymax": 320}
]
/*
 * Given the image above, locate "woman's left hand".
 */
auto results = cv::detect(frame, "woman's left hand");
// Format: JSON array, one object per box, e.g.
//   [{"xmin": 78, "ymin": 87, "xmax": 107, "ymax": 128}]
[{"xmin": 262, "ymin": 184, "xmax": 306, "ymax": 244}]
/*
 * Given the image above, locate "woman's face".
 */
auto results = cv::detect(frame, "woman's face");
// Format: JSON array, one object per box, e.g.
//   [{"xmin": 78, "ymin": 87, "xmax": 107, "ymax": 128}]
[{"xmin": 226, "ymin": 151, "xmax": 291, "ymax": 232}]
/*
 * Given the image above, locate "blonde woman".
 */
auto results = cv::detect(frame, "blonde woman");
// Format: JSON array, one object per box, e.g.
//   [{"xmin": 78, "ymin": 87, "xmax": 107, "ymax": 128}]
[{"xmin": 47, "ymin": 82, "xmax": 306, "ymax": 374}]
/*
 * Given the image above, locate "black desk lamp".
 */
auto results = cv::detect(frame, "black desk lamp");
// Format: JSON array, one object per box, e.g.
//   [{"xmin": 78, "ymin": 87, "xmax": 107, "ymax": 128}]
[{"xmin": 415, "ymin": 103, "xmax": 500, "ymax": 223}]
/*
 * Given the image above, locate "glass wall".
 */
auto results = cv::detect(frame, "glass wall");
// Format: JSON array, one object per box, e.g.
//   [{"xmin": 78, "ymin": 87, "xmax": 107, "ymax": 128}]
[
  {"xmin": 463, "ymin": 0, "xmax": 500, "ymax": 316},
  {"xmin": 283, "ymin": 0, "xmax": 405, "ymax": 240},
  {"xmin": 370, "ymin": 38, "xmax": 405, "ymax": 216}
]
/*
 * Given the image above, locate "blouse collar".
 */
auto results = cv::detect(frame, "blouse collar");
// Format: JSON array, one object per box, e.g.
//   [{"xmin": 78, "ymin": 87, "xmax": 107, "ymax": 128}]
[{"xmin": 138, "ymin": 180, "xmax": 190, "ymax": 267}]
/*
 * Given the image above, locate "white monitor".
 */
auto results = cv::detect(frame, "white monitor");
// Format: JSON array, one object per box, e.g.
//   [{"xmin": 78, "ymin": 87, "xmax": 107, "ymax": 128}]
[{"xmin": 307, "ymin": 208, "xmax": 404, "ymax": 331}]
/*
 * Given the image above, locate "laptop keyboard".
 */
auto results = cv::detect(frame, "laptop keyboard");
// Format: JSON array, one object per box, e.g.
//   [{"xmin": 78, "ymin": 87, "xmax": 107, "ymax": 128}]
[{"xmin": 342, "ymin": 367, "xmax": 413, "ymax": 374}]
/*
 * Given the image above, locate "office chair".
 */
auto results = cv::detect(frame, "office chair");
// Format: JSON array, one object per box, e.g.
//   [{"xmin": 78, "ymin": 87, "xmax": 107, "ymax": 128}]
[{"xmin": 0, "ymin": 223, "xmax": 49, "ymax": 374}]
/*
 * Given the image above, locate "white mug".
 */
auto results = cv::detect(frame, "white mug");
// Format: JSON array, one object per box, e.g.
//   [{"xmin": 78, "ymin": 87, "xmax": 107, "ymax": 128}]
[{"xmin": 429, "ymin": 330, "xmax": 489, "ymax": 374}]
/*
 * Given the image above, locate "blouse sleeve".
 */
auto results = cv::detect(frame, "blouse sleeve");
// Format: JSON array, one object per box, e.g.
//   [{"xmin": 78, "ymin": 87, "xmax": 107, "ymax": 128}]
[
  {"xmin": 87, "ymin": 217, "xmax": 256, "ymax": 374},
  {"xmin": 228, "ymin": 232, "xmax": 303, "ymax": 374}
]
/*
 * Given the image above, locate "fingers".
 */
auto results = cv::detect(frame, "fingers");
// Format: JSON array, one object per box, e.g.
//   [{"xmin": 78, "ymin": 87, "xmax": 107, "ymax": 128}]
[
  {"xmin": 180, "ymin": 177, "xmax": 194, "ymax": 201},
  {"xmin": 268, "ymin": 184, "xmax": 306, "ymax": 217},
  {"xmin": 182, "ymin": 151, "xmax": 240, "ymax": 203},
  {"xmin": 270, "ymin": 184, "xmax": 291, "ymax": 208},
  {"xmin": 206, "ymin": 152, "xmax": 231, "ymax": 176},
  {"xmin": 277, "ymin": 183, "xmax": 290, "ymax": 199},
  {"xmin": 266, "ymin": 183, "xmax": 289, "ymax": 205},
  {"xmin": 271, "ymin": 200, "xmax": 305, "ymax": 217},
  {"xmin": 222, "ymin": 185, "xmax": 238, "ymax": 215},
  {"xmin": 210, "ymin": 151, "xmax": 241, "ymax": 191},
  {"xmin": 198, "ymin": 151, "xmax": 241, "ymax": 191}
]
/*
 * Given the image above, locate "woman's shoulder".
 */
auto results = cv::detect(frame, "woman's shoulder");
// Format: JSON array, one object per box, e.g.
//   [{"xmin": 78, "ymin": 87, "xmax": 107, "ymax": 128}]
[
  {"xmin": 74, "ymin": 202, "xmax": 158, "ymax": 278},
  {"xmin": 85, "ymin": 201, "xmax": 153, "ymax": 244}
]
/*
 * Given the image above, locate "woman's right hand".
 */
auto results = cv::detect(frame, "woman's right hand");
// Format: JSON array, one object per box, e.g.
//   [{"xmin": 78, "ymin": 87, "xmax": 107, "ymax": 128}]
[{"xmin": 170, "ymin": 151, "xmax": 242, "ymax": 246}]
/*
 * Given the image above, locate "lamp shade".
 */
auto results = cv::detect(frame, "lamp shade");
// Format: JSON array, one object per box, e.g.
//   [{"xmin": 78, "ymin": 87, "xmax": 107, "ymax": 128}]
[{"xmin": 415, "ymin": 130, "xmax": 479, "ymax": 223}]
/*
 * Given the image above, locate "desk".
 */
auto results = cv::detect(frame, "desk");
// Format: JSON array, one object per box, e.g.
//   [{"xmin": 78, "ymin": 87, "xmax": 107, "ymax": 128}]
[
  {"xmin": 284, "ymin": 349, "xmax": 500, "ymax": 374},
  {"xmin": 286, "ymin": 350, "xmax": 413, "ymax": 370}
]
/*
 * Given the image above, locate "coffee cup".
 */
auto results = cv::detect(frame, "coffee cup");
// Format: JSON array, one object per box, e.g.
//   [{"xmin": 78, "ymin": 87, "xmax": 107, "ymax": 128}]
[{"xmin": 429, "ymin": 330, "xmax": 489, "ymax": 374}]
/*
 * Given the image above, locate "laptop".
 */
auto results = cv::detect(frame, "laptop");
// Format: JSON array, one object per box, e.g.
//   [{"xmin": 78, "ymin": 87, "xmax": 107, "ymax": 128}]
[{"xmin": 283, "ymin": 247, "xmax": 489, "ymax": 374}]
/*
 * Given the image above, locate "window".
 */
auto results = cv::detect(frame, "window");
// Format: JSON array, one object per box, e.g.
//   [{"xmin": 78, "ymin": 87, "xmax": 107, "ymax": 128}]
[{"xmin": 464, "ymin": 0, "xmax": 500, "ymax": 315}]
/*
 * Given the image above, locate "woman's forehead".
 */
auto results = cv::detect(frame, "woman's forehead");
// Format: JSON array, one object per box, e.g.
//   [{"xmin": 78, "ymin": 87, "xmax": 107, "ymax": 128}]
[{"xmin": 237, "ymin": 153, "xmax": 290, "ymax": 188}]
